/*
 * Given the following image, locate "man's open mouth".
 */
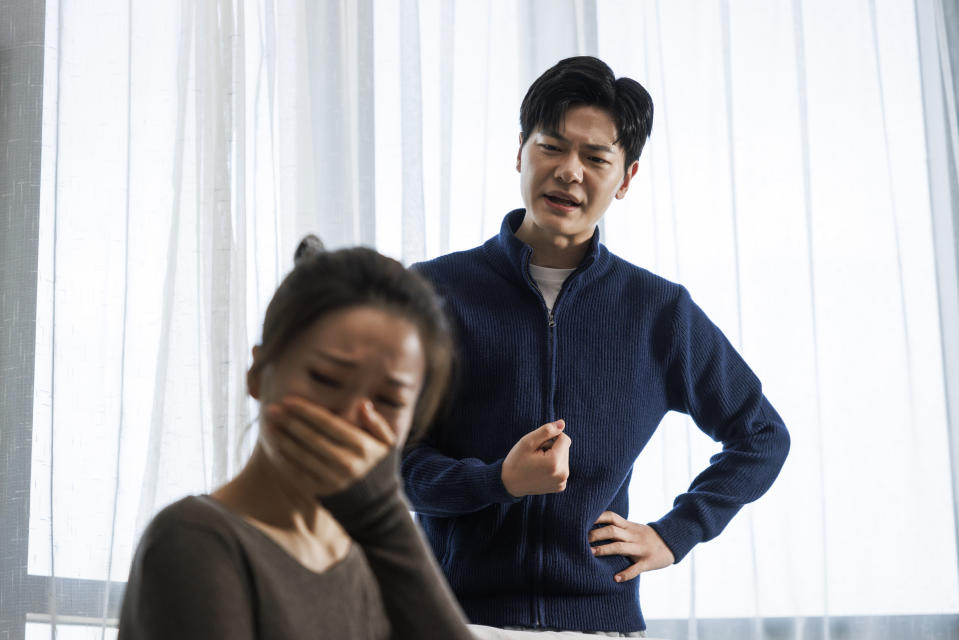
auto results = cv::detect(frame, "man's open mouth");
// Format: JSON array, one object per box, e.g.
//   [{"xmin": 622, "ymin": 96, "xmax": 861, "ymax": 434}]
[{"xmin": 545, "ymin": 194, "xmax": 581, "ymax": 208}]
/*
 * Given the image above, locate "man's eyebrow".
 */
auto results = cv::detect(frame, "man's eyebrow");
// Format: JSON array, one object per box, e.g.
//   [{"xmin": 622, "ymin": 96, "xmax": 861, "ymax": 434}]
[
  {"xmin": 541, "ymin": 129, "xmax": 569, "ymax": 142},
  {"xmin": 540, "ymin": 130, "xmax": 617, "ymax": 153},
  {"xmin": 313, "ymin": 350, "xmax": 415, "ymax": 389},
  {"xmin": 583, "ymin": 143, "xmax": 616, "ymax": 154}
]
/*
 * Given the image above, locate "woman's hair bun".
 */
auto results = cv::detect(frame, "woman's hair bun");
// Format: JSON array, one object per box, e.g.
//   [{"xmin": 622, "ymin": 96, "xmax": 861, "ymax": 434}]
[{"xmin": 294, "ymin": 234, "xmax": 325, "ymax": 265}]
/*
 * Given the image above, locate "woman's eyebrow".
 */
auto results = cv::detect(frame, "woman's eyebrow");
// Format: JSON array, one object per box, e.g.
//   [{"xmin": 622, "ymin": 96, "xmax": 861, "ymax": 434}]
[
  {"xmin": 314, "ymin": 350, "xmax": 357, "ymax": 367},
  {"xmin": 313, "ymin": 350, "xmax": 416, "ymax": 389},
  {"xmin": 384, "ymin": 377, "xmax": 416, "ymax": 389}
]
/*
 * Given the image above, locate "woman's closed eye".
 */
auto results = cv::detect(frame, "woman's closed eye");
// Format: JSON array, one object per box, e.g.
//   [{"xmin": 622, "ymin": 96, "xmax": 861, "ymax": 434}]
[
  {"xmin": 309, "ymin": 370, "xmax": 341, "ymax": 387},
  {"xmin": 309, "ymin": 370, "xmax": 406, "ymax": 409},
  {"xmin": 375, "ymin": 395, "xmax": 405, "ymax": 409}
]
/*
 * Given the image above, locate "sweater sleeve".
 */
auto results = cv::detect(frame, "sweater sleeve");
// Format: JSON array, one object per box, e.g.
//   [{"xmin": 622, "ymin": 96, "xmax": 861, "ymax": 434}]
[
  {"xmin": 401, "ymin": 260, "xmax": 523, "ymax": 516},
  {"xmin": 648, "ymin": 287, "xmax": 791, "ymax": 564},
  {"xmin": 323, "ymin": 450, "xmax": 475, "ymax": 640},
  {"xmin": 118, "ymin": 518, "xmax": 255, "ymax": 640},
  {"xmin": 400, "ymin": 441, "xmax": 522, "ymax": 516}
]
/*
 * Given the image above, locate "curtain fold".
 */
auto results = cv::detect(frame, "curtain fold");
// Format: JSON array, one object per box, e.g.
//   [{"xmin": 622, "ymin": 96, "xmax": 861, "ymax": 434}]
[
  {"xmin": 3, "ymin": 1, "xmax": 958, "ymax": 639},
  {"xmin": 917, "ymin": 0, "xmax": 959, "ymax": 593}
]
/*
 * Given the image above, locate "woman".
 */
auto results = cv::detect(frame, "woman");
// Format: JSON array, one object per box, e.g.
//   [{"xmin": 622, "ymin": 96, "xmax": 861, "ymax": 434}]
[{"xmin": 118, "ymin": 237, "xmax": 472, "ymax": 639}]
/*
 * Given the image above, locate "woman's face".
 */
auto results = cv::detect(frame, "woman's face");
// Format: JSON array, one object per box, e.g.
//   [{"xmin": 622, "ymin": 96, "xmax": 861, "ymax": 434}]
[{"xmin": 250, "ymin": 305, "xmax": 426, "ymax": 443}]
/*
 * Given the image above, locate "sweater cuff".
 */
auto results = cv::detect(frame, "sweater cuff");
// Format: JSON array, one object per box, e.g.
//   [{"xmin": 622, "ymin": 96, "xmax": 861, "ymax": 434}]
[
  {"xmin": 483, "ymin": 458, "xmax": 523, "ymax": 505},
  {"xmin": 321, "ymin": 450, "xmax": 402, "ymax": 536},
  {"xmin": 647, "ymin": 511, "xmax": 705, "ymax": 565}
]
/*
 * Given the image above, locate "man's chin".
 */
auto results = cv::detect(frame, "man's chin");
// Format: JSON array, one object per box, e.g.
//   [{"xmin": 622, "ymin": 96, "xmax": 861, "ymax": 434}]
[{"xmin": 534, "ymin": 211, "xmax": 591, "ymax": 238}]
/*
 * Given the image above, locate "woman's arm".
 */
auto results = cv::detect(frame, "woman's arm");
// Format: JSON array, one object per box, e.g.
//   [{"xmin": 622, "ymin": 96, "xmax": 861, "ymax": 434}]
[
  {"xmin": 324, "ymin": 451, "xmax": 474, "ymax": 640},
  {"xmin": 265, "ymin": 396, "xmax": 474, "ymax": 640}
]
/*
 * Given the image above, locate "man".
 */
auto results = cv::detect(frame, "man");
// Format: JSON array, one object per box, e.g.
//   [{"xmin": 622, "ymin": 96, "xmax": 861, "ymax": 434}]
[{"xmin": 401, "ymin": 56, "xmax": 790, "ymax": 637}]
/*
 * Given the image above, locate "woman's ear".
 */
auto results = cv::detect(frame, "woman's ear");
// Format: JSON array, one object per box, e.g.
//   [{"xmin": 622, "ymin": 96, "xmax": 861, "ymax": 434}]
[{"xmin": 247, "ymin": 346, "xmax": 262, "ymax": 399}]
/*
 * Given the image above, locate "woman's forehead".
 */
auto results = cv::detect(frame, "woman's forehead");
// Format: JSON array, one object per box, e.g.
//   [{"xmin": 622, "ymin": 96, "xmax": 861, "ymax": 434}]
[{"xmin": 302, "ymin": 307, "xmax": 426, "ymax": 381}]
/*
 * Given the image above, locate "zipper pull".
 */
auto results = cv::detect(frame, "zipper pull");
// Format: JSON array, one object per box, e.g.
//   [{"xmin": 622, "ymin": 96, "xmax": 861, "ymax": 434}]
[{"xmin": 548, "ymin": 311, "xmax": 556, "ymax": 328}]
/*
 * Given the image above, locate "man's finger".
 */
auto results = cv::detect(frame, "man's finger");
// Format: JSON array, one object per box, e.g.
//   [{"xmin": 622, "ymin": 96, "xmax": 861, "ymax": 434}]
[
  {"xmin": 551, "ymin": 432, "xmax": 572, "ymax": 456},
  {"xmin": 594, "ymin": 510, "xmax": 628, "ymax": 528},
  {"xmin": 589, "ymin": 541, "xmax": 634, "ymax": 557},
  {"xmin": 587, "ymin": 524, "xmax": 624, "ymax": 544},
  {"xmin": 615, "ymin": 561, "xmax": 646, "ymax": 583},
  {"xmin": 539, "ymin": 436, "xmax": 558, "ymax": 451},
  {"xmin": 527, "ymin": 419, "xmax": 565, "ymax": 447}
]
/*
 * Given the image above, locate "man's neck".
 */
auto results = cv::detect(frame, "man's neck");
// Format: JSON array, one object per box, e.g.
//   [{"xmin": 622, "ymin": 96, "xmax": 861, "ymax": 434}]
[{"xmin": 514, "ymin": 219, "xmax": 593, "ymax": 269}]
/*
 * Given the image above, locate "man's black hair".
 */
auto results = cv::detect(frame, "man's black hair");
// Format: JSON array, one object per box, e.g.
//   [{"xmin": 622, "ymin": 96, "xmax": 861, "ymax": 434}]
[{"xmin": 519, "ymin": 56, "xmax": 653, "ymax": 169}]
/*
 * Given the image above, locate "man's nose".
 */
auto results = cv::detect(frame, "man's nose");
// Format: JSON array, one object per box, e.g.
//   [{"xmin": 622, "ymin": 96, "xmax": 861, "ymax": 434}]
[{"xmin": 555, "ymin": 154, "xmax": 583, "ymax": 183}]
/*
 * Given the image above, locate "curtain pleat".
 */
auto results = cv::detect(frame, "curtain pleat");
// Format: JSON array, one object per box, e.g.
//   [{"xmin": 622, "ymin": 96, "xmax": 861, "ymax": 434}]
[
  {"xmin": 400, "ymin": 0, "xmax": 426, "ymax": 264},
  {"xmin": 789, "ymin": 0, "xmax": 831, "ymax": 637},
  {"xmin": 918, "ymin": 0, "xmax": 959, "ymax": 596}
]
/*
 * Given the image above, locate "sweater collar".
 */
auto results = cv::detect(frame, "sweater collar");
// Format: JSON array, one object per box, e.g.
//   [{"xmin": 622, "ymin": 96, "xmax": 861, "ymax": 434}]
[{"xmin": 495, "ymin": 209, "xmax": 605, "ymax": 278}]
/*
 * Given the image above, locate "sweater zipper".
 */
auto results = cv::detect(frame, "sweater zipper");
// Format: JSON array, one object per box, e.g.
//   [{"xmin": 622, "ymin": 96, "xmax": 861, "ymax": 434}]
[{"xmin": 522, "ymin": 252, "xmax": 582, "ymax": 628}]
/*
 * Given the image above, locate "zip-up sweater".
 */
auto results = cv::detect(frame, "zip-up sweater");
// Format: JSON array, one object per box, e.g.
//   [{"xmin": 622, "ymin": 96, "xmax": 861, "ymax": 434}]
[{"xmin": 402, "ymin": 210, "xmax": 790, "ymax": 632}]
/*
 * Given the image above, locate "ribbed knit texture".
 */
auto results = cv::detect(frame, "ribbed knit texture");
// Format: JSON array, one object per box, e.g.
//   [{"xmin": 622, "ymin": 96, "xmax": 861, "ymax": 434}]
[{"xmin": 401, "ymin": 210, "xmax": 790, "ymax": 633}]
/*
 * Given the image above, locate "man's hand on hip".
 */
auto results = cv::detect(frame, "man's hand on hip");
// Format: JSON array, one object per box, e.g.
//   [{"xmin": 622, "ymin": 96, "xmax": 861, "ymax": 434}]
[
  {"xmin": 589, "ymin": 510, "xmax": 675, "ymax": 582},
  {"xmin": 501, "ymin": 420, "xmax": 571, "ymax": 497}
]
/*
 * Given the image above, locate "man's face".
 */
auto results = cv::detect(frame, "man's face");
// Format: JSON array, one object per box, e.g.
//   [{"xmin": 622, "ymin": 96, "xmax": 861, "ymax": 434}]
[{"xmin": 517, "ymin": 105, "xmax": 638, "ymax": 244}]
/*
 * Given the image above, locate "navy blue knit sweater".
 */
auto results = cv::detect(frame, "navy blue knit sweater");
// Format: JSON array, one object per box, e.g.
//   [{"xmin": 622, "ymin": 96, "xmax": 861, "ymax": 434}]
[{"xmin": 402, "ymin": 210, "xmax": 790, "ymax": 632}]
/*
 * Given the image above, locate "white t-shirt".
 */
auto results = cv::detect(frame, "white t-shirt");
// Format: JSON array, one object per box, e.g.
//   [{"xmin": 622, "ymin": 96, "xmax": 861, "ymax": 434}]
[{"xmin": 528, "ymin": 264, "xmax": 576, "ymax": 313}]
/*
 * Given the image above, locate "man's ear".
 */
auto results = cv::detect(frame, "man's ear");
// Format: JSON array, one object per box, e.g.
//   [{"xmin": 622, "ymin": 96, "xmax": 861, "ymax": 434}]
[
  {"xmin": 516, "ymin": 133, "xmax": 524, "ymax": 173},
  {"xmin": 247, "ymin": 346, "xmax": 262, "ymax": 399},
  {"xmin": 615, "ymin": 161, "xmax": 640, "ymax": 199}
]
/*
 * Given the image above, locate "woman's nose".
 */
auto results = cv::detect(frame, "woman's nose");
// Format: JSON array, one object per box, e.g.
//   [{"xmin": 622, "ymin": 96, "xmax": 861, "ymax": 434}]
[{"xmin": 331, "ymin": 394, "xmax": 366, "ymax": 424}]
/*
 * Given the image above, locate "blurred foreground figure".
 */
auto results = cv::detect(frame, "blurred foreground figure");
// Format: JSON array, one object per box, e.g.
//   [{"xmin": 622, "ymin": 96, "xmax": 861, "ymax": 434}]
[{"xmin": 119, "ymin": 238, "xmax": 473, "ymax": 639}]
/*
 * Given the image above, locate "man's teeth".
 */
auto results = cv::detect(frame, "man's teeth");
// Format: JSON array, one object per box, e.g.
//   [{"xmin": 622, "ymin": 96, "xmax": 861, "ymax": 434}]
[{"xmin": 548, "ymin": 195, "xmax": 577, "ymax": 206}]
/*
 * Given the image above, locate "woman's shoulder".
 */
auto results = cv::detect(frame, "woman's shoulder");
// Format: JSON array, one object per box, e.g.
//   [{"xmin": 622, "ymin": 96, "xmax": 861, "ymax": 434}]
[
  {"xmin": 145, "ymin": 495, "xmax": 229, "ymax": 532},
  {"xmin": 135, "ymin": 495, "xmax": 245, "ymax": 562}
]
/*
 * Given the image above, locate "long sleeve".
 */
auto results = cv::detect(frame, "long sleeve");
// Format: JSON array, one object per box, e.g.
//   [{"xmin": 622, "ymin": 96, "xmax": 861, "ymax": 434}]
[
  {"xmin": 323, "ymin": 451, "xmax": 475, "ymax": 640},
  {"xmin": 401, "ymin": 441, "xmax": 521, "ymax": 517},
  {"xmin": 648, "ymin": 287, "xmax": 791, "ymax": 563},
  {"xmin": 118, "ymin": 522, "xmax": 255, "ymax": 640}
]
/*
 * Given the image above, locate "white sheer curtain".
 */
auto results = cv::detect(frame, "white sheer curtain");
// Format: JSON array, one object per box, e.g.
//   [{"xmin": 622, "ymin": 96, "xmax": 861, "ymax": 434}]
[{"xmin": 2, "ymin": 1, "xmax": 958, "ymax": 639}]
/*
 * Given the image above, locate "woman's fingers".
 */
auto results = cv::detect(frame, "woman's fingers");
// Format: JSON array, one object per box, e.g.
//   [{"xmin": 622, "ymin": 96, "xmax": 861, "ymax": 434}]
[
  {"xmin": 280, "ymin": 397, "xmax": 358, "ymax": 449},
  {"xmin": 357, "ymin": 400, "xmax": 397, "ymax": 446},
  {"xmin": 264, "ymin": 396, "xmax": 393, "ymax": 497},
  {"xmin": 268, "ymin": 408, "xmax": 352, "ymax": 474}
]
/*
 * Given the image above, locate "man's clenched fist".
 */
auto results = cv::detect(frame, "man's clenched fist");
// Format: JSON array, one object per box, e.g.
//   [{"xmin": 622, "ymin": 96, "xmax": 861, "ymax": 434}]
[{"xmin": 501, "ymin": 420, "xmax": 571, "ymax": 497}]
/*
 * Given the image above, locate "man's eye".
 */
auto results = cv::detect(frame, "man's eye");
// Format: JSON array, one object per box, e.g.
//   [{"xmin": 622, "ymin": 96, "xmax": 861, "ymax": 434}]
[
  {"xmin": 309, "ymin": 370, "xmax": 340, "ymax": 387},
  {"xmin": 539, "ymin": 144, "xmax": 560, "ymax": 152},
  {"xmin": 589, "ymin": 156, "xmax": 610, "ymax": 165}
]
